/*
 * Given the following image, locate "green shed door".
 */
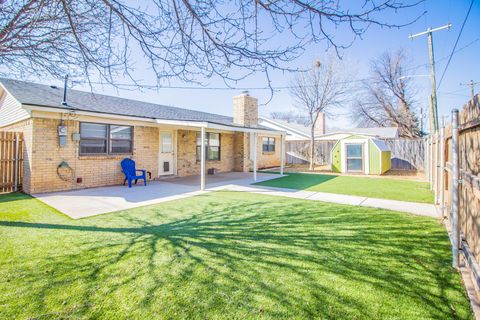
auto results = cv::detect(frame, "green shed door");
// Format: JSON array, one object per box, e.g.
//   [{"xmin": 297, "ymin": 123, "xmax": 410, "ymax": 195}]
[{"xmin": 331, "ymin": 142, "xmax": 342, "ymax": 173}]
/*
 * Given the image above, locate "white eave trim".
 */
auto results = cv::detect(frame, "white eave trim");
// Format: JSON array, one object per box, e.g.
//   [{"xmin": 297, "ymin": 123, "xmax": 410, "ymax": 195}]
[
  {"xmin": 23, "ymin": 104, "xmax": 286, "ymax": 136},
  {"xmin": 259, "ymin": 116, "xmax": 310, "ymax": 139}
]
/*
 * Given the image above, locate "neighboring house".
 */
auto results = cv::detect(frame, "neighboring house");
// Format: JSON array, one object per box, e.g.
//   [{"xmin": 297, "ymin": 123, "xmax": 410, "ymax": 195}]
[
  {"xmin": 0, "ymin": 79, "xmax": 286, "ymax": 194},
  {"xmin": 259, "ymin": 114, "xmax": 399, "ymax": 141},
  {"xmin": 259, "ymin": 113, "xmax": 326, "ymax": 141},
  {"xmin": 259, "ymin": 114, "xmax": 398, "ymax": 166},
  {"xmin": 315, "ymin": 127, "xmax": 399, "ymax": 141}
]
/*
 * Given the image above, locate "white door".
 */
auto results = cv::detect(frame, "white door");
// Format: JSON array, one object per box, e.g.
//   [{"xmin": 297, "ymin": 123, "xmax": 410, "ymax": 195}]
[{"xmin": 159, "ymin": 131, "xmax": 174, "ymax": 175}]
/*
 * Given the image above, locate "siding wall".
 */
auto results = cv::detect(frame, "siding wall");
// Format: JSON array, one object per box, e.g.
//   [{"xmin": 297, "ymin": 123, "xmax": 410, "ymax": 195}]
[
  {"xmin": 331, "ymin": 142, "xmax": 341, "ymax": 173},
  {"xmin": 368, "ymin": 140, "xmax": 380, "ymax": 174},
  {"xmin": 381, "ymin": 151, "xmax": 391, "ymax": 173},
  {"xmin": 0, "ymin": 89, "xmax": 30, "ymax": 128}
]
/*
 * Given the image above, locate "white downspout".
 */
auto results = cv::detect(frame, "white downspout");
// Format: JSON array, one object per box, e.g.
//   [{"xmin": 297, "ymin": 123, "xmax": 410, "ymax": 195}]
[
  {"xmin": 200, "ymin": 127, "xmax": 206, "ymax": 191},
  {"xmin": 253, "ymin": 132, "xmax": 257, "ymax": 181},
  {"xmin": 280, "ymin": 134, "xmax": 284, "ymax": 176}
]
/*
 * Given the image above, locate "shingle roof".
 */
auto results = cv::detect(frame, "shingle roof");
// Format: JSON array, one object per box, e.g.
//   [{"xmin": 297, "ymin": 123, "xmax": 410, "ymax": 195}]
[
  {"xmin": 330, "ymin": 127, "xmax": 399, "ymax": 139},
  {"xmin": 0, "ymin": 78, "xmax": 270, "ymax": 129}
]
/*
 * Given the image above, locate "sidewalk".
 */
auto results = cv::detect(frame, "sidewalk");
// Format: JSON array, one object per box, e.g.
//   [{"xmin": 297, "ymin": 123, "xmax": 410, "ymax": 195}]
[{"xmin": 209, "ymin": 184, "xmax": 438, "ymax": 218}]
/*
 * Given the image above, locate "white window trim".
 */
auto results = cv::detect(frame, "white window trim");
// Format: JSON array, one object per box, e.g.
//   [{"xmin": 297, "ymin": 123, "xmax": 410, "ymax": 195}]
[{"xmin": 340, "ymin": 138, "xmax": 369, "ymax": 174}]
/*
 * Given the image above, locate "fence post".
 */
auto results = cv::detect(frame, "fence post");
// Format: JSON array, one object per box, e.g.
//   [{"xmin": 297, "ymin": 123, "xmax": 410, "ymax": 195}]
[
  {"xmin": 425, "ymin": 136, "xmax": 430, "ymax": 182},
  {"xmin": 431, "ymin": 134, "xmax": 435, "ymax": 189},
  {"xmin": 434, "ymin": 132, "xmax": 439, "ymax": 203},
  {"xmin": 451, "ymin": 109, "xmax": 460, "ymax": 269},
  {"xmin": 439, "ymin": 122, "xmax": 445, "ymax": 217},
  {"xmin": 14, "ymin": 133, "xmax": 19, "ymax": 192}
]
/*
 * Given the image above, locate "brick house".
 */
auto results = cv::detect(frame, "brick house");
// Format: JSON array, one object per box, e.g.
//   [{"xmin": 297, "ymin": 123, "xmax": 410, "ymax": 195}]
[{"xmin": 0, "ymin": 79, "xmax": 285, "ymax": 194}]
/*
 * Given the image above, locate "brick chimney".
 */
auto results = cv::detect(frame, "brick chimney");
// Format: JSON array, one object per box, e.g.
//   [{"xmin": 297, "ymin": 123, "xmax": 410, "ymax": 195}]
[
  {"xmin": 314, "ymin": 112, "xmax": 326, "ymax": 136},
  {"xmin": 233, "ymin": 91, "xmax": 258, "ymax": 127}
]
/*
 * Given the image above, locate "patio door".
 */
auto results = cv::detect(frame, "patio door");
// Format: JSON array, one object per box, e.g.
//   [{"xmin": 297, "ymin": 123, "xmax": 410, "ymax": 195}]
[
  {"xmin": 159, "ymin": 131, "xmax": 175, "ymax": 175},
  {"xmin": 346, "ymin": 143, "xmax": 364, "ymax": 173}
]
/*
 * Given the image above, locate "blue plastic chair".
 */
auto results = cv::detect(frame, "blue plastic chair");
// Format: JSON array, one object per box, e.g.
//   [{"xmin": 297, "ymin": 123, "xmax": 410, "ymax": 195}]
[{"xmin": 121, "ymin": 158, "xmax": 147, "ymax": 188}]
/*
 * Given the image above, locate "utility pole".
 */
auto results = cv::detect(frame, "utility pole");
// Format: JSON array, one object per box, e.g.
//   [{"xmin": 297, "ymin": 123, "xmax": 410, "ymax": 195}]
[
  {"xmin": 460, "ymin": 80, "xmax": 479, "ymax": 100},
  {"xmin": 420, "ymin": 107, "xmax": 424, "ymax": 135},
  {"xmin": 409, "ymin": 24, "xmax": 452, "ymax": 134}
]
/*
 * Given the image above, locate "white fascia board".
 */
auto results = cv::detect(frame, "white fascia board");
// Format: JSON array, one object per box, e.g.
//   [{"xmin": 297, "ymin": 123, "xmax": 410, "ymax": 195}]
[
  {"xmin": 24, "ymin": 105, "xmax": 157, "ymax": 123},
  {"xmin": 24, "ymin": 104, "xmax": 286, "ymax": 135},
  {"xmin": 206, "ymin": 122, "xmax": 286, "ymax": 135},
  {"xmin": 259, "ymin": 117, "xmax": 309, "ymax": 139}
]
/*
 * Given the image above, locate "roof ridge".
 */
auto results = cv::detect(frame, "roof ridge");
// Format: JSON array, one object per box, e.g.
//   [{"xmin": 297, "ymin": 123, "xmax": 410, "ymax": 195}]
[{"xmin": 0, "ymin": 77, "xmax": 232, "ymax": 120}]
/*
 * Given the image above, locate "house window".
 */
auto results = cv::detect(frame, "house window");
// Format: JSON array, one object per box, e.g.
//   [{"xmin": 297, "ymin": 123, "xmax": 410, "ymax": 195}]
[
  {"xmin": 80, "ymin": 122, "xmax": 133, "ymax": 155},
  {"xmin": 196, "ymin": 132, "xmax": 220, "ymax": 161},
  {"xmin": 262, "ymin": 137, "xmax": 275, "ymax": 152},
  {"xmin": 110, "ymin": 125, "xmax": 133, "ymax": 154}
]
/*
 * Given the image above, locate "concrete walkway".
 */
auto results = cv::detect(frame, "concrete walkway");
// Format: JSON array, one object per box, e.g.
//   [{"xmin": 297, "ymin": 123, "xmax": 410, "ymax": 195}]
[
  {"xmin": 34, "ymin": 172, "xmax": 437, "ymax": 219},
  {"xmin": 209, "ymin": 184, "xmax": 437, "ymax": 218}
]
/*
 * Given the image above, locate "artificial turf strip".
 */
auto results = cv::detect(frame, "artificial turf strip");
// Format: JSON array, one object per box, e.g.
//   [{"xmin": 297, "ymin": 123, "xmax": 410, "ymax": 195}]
[
  {"xmin": 255, "ymin": 173, "xmax": 434, "ymax": 204},
  {"xmin": 0, "ymin": 191, "xmax": 471, "ymax": 319}
]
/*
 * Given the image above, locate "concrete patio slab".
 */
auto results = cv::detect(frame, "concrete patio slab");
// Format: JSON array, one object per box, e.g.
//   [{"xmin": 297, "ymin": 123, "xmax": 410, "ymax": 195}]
[
  {"xmin": 34, "ymin": 172, "xmax": 437, "ymax": 219},
  {"xmin": 33, "ymin": 172, "xmax": 277, "ymax": 219}
]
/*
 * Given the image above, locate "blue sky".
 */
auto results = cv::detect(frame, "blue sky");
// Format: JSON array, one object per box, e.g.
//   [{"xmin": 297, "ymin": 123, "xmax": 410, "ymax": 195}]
[{"xmin": 62, "ymin": 1, "xmax": 480, "ymax": 130}]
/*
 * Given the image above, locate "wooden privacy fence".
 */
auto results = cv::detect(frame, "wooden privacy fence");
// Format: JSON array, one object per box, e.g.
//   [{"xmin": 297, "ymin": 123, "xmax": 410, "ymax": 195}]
[
  {"xmin": 286, "ymin": 140, "xmax": 336, "ymax": 165},
  {"xmin": 0, "ymin": 132, "xmax": 23, "ymax": 193},
  {"xmin": 428, "ymin": 94, "xmax": 480, "ymax": 284},
  {"xmin": 286, "ymin": 138, "xmax": 425, "ymax": 171}
]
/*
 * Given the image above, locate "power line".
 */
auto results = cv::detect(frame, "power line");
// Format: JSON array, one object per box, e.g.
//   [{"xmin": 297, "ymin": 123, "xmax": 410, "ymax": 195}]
[
  {"xmin": 437, "ymin": 0, "xmax": 475, "ymax": 89},
  {"xmin": 50, "ymin": 38, "xmax": 480, "ymax": 92}
]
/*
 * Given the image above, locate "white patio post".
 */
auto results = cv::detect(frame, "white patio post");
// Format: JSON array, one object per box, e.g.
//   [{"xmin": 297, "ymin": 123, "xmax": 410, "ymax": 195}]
[
  {"xmin": 280, "ymin": 134, "xmax": 284, "ymax": 176},
  {"xmin": 253, "ymin": 132, "xmax": 257, "ymax": 181},
  {"xmin": 200, "ymin": 127, "xmax": 206, "ymax": 191}
]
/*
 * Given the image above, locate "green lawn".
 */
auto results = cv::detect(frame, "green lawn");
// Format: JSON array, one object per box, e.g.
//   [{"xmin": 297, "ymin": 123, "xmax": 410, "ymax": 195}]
[
  {"xmin": 0, "ymin": 192, "xmax": 471, "ymax": 319},
  {"xmin": 255, "ymin": 173, "xmax": 434, "ymax": 203}
]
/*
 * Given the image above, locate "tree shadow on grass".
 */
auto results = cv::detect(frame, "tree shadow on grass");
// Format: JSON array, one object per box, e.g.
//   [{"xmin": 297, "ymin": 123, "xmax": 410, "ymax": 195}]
[{"xmin": 0, "ymin": 196, "xmax": 472, "ymax": 319}]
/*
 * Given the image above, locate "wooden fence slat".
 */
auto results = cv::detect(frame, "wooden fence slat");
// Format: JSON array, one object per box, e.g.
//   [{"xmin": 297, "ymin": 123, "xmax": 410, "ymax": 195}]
[
  {"xmin": 285, "ymin": 138, "xmax": 426, "ymax": 171},
  {"xmin": 435, "ymin": 93, "xmax": 480, "ymax": 268},
  {"xmin": 0, "ymin": 131, "xmax": 23, "ymax": 193}
]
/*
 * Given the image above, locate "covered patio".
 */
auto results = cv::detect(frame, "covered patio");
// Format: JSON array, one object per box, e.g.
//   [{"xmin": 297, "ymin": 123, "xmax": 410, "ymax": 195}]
[{"xmin": 33, "ymin": 172, "xmax": 280, "ymax": 219}]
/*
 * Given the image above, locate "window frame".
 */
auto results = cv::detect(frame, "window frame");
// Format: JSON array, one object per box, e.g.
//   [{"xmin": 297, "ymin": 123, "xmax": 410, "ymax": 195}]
[
  {"xmin": 345, "ymin": 143, "xmax": 364, "ymax": 172},
  {"xmin": 262, "ymin": 137, "xmax": 276, "ymax": 153},
  {"xmin": 79, "ymin": 122, "xmax": 134, "ymax": 156},
  {"xmin": 196, "ymin": 132, "xmax": 221, "ymax": 161}
]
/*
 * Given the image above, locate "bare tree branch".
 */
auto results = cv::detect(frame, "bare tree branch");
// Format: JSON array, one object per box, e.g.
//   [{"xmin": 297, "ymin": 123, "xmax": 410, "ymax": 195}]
[
  {"xmin": 352, "ymin": 49, "xmax": 421, "ymax": 138},
  {"xmin": 0, "ymin": 0, "xmax": 424, "ymax": 87},
  {"xmin": 289, "ymin": 57, "xmax": 350, "ymax": 170}
]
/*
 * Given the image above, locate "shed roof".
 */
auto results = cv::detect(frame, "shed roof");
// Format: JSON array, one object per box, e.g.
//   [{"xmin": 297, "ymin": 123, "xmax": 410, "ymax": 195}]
[{"xmin": 371, "ymin": 139, "xmax": 390, "ymax": 152}]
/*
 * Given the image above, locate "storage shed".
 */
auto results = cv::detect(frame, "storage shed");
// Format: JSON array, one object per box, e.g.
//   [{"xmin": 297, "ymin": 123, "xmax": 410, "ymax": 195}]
[{"xmin": 331, "ymin": 135, "xmax": 391, "ymax": 175}]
